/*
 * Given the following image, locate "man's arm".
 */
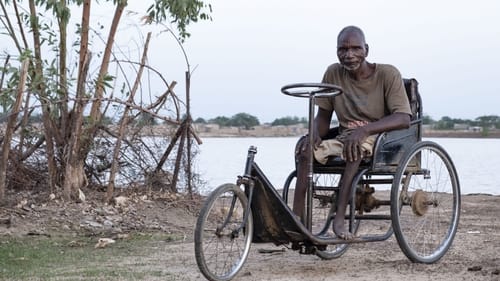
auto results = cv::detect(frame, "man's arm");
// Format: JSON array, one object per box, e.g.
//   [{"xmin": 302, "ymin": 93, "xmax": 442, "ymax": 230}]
[
  {"xmin": 343, "ymin": 112, "xmax": 410, "ymax": 162},
  {"xmin": 313, "ymin": 107, "xmax": 333, "ymax": 146},
  {"xmin": 359, "ymin": 112, "xmax": 410, "ymax": 136}
]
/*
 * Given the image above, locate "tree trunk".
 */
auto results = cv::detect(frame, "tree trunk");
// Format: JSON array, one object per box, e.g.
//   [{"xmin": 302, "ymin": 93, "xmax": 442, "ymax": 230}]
[
  {"xmin": 28, "ymin": 0, "xmax": 58, "ymax": 192},
  {"xmin": 0, "ymin": 59, "xmax": 28, "ymax": 203},
  {"xmin": 62, "ymin": 25, "xmax": 92, "ymax": 201},
  {"xmin": 171, "ymin": 125, "xmax": 186, "ymax": 193},
  {"xmin": 63, "ymin": 162, "xmax": 87, "ymax": 201},
  {"xmin": 88, "ymin": 1, "xmax": 127, "ymax": 123},
  {"xmin": 185, "ymin": 71, "xmax": 193, "ymax": 194},
  {"xmin": 64, "ymin": 1, "xmax": 126, "ymax": 201},
  {"xmin": 57, "ymin": 0, "xmax": 69, "ymax": 145}
]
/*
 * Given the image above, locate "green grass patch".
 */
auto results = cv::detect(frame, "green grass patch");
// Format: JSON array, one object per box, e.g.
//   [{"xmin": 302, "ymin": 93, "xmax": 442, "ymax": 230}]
[{"xmin": 0, "ymin": 233, "xmax": 182, "ymax": 280}]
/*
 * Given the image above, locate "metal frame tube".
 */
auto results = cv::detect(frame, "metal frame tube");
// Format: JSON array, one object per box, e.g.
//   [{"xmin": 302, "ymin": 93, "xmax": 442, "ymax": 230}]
[{"xmin": 306, "ymin": 95, "xmax": 315, "ymax": 231}]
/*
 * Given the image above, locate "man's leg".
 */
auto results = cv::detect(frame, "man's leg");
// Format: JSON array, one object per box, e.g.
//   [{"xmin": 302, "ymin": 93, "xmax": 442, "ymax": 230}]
[
  {"xmin": 333, "ymin": 158, "xmax": 362, "ymax": 240},
  {"xmin": 292, "ymin": 141, "xmax": 308, "ymax": 222},
  {"xmin": 293, "ymin": 128, "xmax": 339, "ymax": 222}
]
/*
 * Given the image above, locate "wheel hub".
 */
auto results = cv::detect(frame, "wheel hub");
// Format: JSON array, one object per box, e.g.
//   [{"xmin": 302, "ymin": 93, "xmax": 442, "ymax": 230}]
[
  {"xmin": 411, "ymin": 189, "xmax": 429, "ymax": 216},
  {"xmin": 355, "ymin": 184, "xmax": 381, "ymax": 214}
]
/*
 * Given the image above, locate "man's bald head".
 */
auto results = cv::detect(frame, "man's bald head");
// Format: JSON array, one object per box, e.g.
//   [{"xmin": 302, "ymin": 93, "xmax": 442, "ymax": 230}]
[
  {"xmin": 337, "ymin": 26, "xmax": 366, "ymax": 45},
  {"xmin": 337, "ymin": 25, "xmax": 366, "ymax": 44}
]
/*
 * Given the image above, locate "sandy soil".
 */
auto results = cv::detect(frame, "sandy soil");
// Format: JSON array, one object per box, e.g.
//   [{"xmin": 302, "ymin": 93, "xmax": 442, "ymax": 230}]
[
  {"xmin": 176, "ymin": 192, "xmax": 500, "ymax": 281},
  {"xmin": 1, "ymin": 189, "xmax": 499, "ymax": 281}
]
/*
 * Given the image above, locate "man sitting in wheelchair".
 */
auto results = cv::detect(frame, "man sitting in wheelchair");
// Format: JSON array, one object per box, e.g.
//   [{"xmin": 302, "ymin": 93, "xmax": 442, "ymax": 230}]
[{"xmin": 293, "ymin": 25, "xmax": 412, "ymax": 240}]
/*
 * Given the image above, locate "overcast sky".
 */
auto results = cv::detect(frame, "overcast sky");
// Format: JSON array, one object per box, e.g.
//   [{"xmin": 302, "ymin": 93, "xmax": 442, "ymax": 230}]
[{"xmin": 99, "ymin": 0, "xmax": 500, "ymax": 123}]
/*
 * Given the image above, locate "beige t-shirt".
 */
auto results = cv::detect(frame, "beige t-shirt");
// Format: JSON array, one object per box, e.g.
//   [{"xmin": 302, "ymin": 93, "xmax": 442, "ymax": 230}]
[{"xmin": 316, "ymin": 63, "xmax": 412, "ymax": 130}]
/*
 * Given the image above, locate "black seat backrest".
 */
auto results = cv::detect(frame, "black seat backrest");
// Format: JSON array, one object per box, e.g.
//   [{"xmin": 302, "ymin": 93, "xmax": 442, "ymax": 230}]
[
  {"xmin": 367, "ymin": 78, "xmax": 422, "ymax": 173},
  {"xmin": 403, "ymin": 78, "xmax": 422, "ymax": 121}
]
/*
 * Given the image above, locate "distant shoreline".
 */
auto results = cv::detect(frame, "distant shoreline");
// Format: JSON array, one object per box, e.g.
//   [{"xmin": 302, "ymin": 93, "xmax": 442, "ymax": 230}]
[
  {"xmin": 194, "ymin": 124, "xmax": 500, "ymax": 139},
  {"xmin": 422, "ymin": 130, "xmax": 500, "ymax": 139},
  {"xmin": 118, "ymin": 124, "xmax": 500, "ymax": 139}
]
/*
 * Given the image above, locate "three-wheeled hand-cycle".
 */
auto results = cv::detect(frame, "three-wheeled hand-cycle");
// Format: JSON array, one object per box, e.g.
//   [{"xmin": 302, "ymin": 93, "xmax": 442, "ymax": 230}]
[{"xmin": 194, "ymin": 79, "xmax": 461, "ymax": 281}]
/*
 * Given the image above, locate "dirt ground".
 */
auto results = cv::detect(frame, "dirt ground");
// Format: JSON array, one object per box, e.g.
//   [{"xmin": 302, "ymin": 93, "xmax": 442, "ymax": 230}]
[{"xmin": 1, "ymin": 188, "xmax": 499, "ymax": 281}]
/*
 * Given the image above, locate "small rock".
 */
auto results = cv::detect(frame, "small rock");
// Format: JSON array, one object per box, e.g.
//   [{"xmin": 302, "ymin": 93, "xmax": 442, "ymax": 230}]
[
  {"xmin": 16, "ymin": 199, "xmax": 28, "ymax": 209},
  {"xmin": 94, "ymin": 238, "xmax": 115, "ymax": 248},
  {"xmin": 77, "ymin": 189, "xmax": 86, "ymax": 203},
  {"xmin": 0, "ymin": 217, "xmax": 11, "ymax": 226},
  {"xmin": 113, "ymin": 233, "xmax": 129, "ymax": 240},
  {"xmin": 83, "ymin": 220, "xmax": 103, "ymax": 228},
  {"xmin": 468, "ymin": 265, "xmax": 482, "ymax": 272},
  {"xmin": 113, "ymin": 196, "xmax": 129, "ymax": 207}
]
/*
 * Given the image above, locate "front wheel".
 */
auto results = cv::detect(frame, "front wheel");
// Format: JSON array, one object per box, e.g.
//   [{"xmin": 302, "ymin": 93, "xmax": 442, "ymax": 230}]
[
  {"xmin": 391, "ymin": 141, "xmax": 460, "ymax": 263},
  {"xmin": 194, "ymin": 183, "xmax": 253, "ymax": 281}
]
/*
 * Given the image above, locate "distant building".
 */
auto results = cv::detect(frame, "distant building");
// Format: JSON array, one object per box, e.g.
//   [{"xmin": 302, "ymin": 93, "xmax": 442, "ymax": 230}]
[{"xmin": 453, "ymin": 123, "xmax": 469, "ymax": 130}]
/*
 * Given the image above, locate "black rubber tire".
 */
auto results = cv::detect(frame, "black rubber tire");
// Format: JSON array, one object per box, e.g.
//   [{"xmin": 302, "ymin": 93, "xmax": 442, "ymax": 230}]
[{"xmin": 194, "ymin": 183, "xmax": 253, "ymax": 281}]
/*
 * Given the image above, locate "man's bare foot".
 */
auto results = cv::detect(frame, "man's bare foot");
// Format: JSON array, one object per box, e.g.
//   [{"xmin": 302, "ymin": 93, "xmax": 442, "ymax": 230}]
[{"xmin": 333, "ymin": 218, "xmax": 354, "ymax": 240}]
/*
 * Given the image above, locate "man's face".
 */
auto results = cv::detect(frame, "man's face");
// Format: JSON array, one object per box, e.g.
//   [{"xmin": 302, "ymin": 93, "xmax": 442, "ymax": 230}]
[{"xmin": 337, "ymin": 32, "xmax": 368, "ymax": 72}]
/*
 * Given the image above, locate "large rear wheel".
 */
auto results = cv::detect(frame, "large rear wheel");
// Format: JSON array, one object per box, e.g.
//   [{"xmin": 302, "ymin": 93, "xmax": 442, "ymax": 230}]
[
  {"xmin": 391, "ymin": 141, "xmax": 460, "ymax": 263},
  {"xmin": 194, "ymin": 183, "xmax": 253, "ymax": 281}
]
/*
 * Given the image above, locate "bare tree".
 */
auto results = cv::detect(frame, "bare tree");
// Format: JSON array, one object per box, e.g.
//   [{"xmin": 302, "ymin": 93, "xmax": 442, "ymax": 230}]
[{"xmin": 0, "ymin": 0, "xmax": 212, "ymax": 202}]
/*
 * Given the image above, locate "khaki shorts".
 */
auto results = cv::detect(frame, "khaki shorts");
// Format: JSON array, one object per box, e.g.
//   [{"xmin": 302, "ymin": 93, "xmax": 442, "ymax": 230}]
[{"xmin": 314, "ymin": 130, "xmax": 377, "ymax": 165}]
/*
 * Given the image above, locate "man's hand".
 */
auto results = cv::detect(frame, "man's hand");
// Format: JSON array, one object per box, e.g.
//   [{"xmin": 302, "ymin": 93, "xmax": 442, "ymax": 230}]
[{"xmin": 343, "ymin": 127, "xmax": 369, "ymax": 162}]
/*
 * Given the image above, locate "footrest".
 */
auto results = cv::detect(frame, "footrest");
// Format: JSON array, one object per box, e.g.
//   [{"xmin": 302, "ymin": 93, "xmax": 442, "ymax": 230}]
[{"xmin": 284, "ymin": 230, "xmax": 306, "ymax": 242}]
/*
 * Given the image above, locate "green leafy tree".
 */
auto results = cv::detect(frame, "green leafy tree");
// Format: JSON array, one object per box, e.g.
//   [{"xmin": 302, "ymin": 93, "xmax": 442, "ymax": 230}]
[
  {"xmin": 194, "ymin": 117, "xmax": 206, "ymax": 124},
  {"xmin": 271, "ymin": 116, "xmax": 306, "ymax": 126},
  {"xmin": 476, "ymin": 115, "xmax": 500, "ymax": 129},
  {"xmin": 208, "ymin": 113, "xmax": 259, "ymax": 129},
  {"xmin": 230, "ymin": 113, "xmax": 259, "ymax": 129},
  {"xmin": 422, "ymin": 114, "xmax": 435, "ymax": 125},
  {"xmin": 209, "ymin": 116, "xmax": 231, "ymax": 127},
  {"xmin": 435, "ymin": 116, "xmax": 454, "ymax": 130}
]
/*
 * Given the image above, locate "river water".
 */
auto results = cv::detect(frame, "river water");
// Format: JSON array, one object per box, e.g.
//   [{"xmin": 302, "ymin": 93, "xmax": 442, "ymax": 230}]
[{"xmin": 195, "ymin": 137, "xmax": 500, "ymax": 195}]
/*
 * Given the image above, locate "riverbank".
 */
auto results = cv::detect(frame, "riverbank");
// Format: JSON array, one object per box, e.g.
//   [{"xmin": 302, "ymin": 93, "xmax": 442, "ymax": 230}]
[
  {"xmin": 423, "ymin": 129, "xmax": 500, "ymax": 138},
  {"xmin": 192, "ymin": 123, "xmax": 500, "ymax": 138},
  {"xmin": 1, "ymin": 188, "xmax": 499, "ymax": 280}
]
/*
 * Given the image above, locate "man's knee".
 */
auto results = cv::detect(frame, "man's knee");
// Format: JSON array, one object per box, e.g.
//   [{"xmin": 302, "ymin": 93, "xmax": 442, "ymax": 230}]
[{"xmin": 294, "ymin": 136, "xmax": 310, "ymax": 164}]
